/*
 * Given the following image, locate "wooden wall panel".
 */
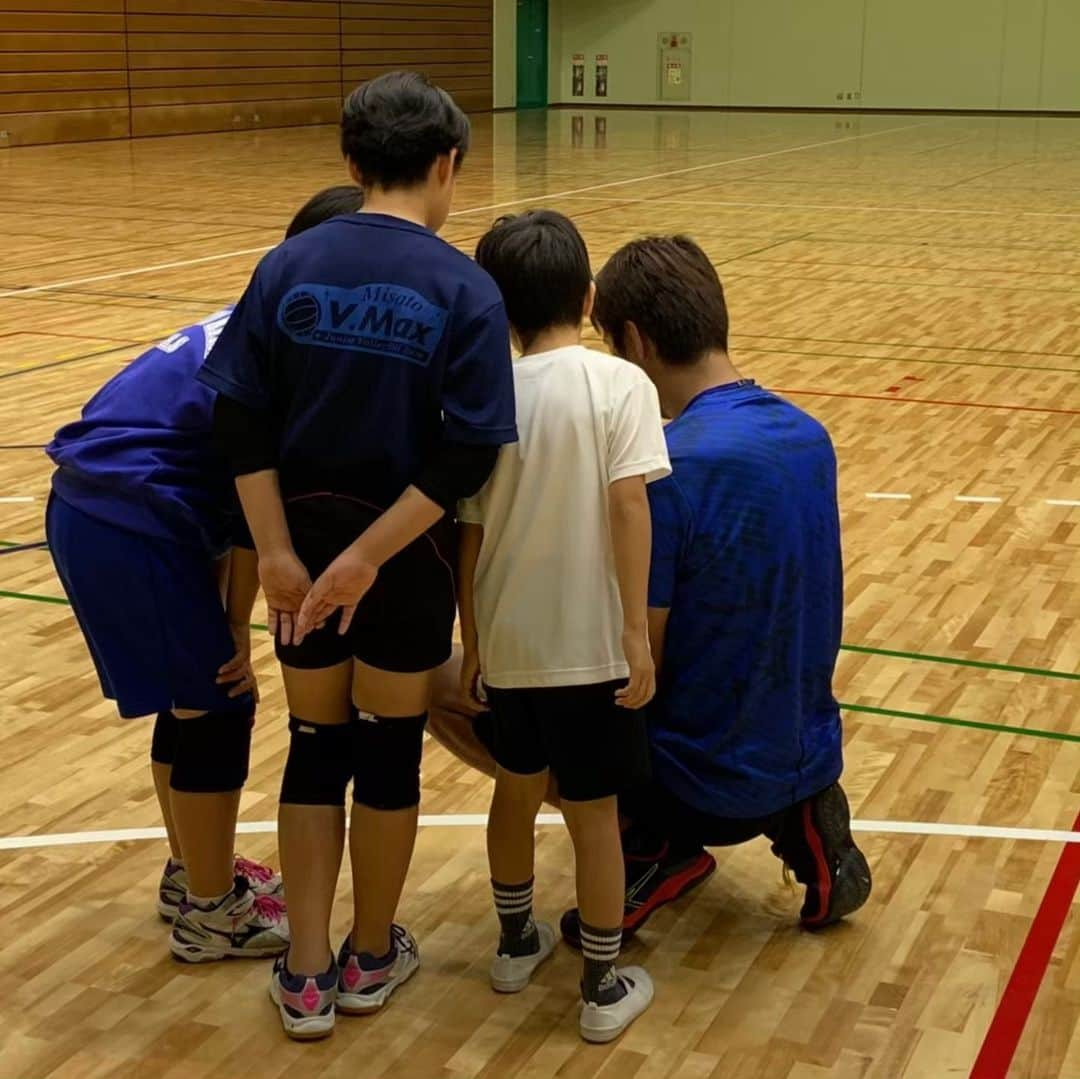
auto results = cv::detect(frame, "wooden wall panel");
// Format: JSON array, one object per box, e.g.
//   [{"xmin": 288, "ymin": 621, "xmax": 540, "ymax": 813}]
[
  {"xmin": 341, "ymin": 0, "xmax": 493, "ymax": 113},
  {"xmin": 0, "ymin": 0, "xmax": 493, "ymax": 146},
  {"xmin": 125, "ymin": 0, "xmax": 342, "ymax": 139},
  {"xmin": 0, "ymin": 1, "xmax": 129, "ymax": 146}
]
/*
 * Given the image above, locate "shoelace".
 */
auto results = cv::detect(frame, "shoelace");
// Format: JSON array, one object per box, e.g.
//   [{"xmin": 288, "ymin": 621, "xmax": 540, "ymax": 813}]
[
  {"xmin": 234, "ymin": 856, "xmax": 276, "ymax": 884},
  {"xmin": 252, "ymin": 893, "xmax": 287, "ymax": 922}
]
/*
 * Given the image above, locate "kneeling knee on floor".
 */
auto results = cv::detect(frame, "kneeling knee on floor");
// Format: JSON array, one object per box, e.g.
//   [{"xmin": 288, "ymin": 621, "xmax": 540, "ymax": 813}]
[
  {"xmin": 170, "ymin": 709, "xmax": 254, "ymax": 793},
  {"xmin": 352, "ymin": 711, "xmax": 427, "ymax": 811}
]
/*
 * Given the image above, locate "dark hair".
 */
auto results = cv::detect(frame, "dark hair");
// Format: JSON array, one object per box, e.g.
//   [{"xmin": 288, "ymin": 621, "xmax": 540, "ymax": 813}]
[
  {"xmin": 594, "ymin": 236, "xmax": 729, "ymax": 365},
  {"xmin": 341, "ymin": 71, "xmax": 470, "ymax": 190},
  {"xmin": 285, "ymin": 184, "xmax": 364, "ymax": 239},
  {"xmin": 475, "ymin": 210, "xmax": 592, "ymax": 342}
]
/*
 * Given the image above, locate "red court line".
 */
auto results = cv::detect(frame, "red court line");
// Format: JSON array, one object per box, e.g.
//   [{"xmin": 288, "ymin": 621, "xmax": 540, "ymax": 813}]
[
  {"xmin": 969, "ymin": 807, "xmax": 1080, "ymax": 1078},
  {"xmin": 774, "ymin": 388, "xmax": 1080, "ymax": 417}
]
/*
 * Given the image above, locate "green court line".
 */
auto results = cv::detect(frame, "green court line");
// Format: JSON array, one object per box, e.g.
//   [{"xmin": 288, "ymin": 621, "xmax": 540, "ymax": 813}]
[
  {"xmin": 841, "ymin": 702, "xmax": 1080, "ymax": 743},
  {"xmin": 0, "ymin": 540, "xmax": 17, "ymax": 547},
  {"xmin": 840, "ymin": 643, "xmax": 1080, "ymax": 681},
  {"xmin": 0, "ymin": 588, "xmax": 69, "ymax": 605}
]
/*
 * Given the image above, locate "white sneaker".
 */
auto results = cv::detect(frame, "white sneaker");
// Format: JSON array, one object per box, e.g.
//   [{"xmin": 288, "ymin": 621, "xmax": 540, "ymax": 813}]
[
  {"xmin": 169, "ymin": 877, "xmax": 289, "ymax": 963},
  {"xmin": 491, "ymin": 921, "xmax": 556, "ymax": 993},
  {"xmin": 336, "ymin": 924, "xmax": 420, "ymax": 1014},
  {"xmin": 269, "ymin": 954, "xmax": 338, "ymax": 1041},
  {"xmin": 579, "ymin": 966, "xmax": 654, "ymax": 1043}
]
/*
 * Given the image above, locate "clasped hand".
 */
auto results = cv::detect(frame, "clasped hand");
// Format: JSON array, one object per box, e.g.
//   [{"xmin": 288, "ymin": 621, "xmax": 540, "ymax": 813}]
[{"xmin": 258, "ymin": 547, "xmax": 378, "ymax": 646}]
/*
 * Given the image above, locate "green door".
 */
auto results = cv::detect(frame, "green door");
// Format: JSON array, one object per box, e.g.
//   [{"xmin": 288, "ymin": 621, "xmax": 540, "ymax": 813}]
[{"xmin": 516, "ymin": 0, "xmax": 548, "ymax": 109}]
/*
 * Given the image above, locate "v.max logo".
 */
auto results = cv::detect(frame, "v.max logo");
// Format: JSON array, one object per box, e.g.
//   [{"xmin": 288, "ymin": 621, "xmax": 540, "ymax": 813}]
[{"xmin": 277, "ymin": 282, "xmax": 449, "ymax": 365}]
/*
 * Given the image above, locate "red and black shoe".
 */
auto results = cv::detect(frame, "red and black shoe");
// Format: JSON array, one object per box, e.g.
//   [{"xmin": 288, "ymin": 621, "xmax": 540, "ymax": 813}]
[
  {"xmin": 560, "ymin": 844, "xmax": 717, "ymax": 949},
  {"xmin": 772, "ymin": 783, "xmax": 872, "ymax": 929}
]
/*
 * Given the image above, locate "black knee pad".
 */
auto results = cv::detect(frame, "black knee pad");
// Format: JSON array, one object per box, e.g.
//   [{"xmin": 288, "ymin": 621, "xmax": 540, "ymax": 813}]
[
  {"xmin": 352, "ymin": 711, "xmax": 427, "ymax": 811},
  {"xmin": 280, "ymin": 715, "xmax": 354, "ymax": 806},
  {"xmin": 150, "ymin": 710, "xmax": 179, "ymax": 766},
  {"xmin": 170, "ymin": 709, "xmax": 253, "ymax": 793}
]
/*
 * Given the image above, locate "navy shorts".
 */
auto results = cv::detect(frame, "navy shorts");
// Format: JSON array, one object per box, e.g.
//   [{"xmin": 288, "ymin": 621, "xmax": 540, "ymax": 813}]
[
  {"xmin": 46, "ymin": 494, "xmax": 252, "ymax": 719},
  {"xmin": 482, "ymin": 681, "xmax": 651, "ymax": 802},
  {"xmin": 276, "ymin": 494, "xmax": 456, "ymax": 674}
]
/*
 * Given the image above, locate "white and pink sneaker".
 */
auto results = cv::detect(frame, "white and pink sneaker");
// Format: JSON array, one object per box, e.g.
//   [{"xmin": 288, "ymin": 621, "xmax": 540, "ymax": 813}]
[{"xmin": 336, "ymin": 924, "xmax": 420, "ymax": 1014}]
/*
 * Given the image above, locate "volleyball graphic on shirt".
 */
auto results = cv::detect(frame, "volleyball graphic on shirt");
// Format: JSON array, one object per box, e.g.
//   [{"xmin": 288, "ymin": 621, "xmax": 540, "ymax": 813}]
[{"xmin": 280, "ymin": 291, "xmax": 322, "ymax": 335}]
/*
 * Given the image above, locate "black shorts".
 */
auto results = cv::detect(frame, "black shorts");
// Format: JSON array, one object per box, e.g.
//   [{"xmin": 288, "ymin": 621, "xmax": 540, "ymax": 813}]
[
  {"xmin": 276, "ymin": 494, "xmax": 456, "ymax": 674},
  {"xmin": 483, "ymin": 681, "xmax": 650, "ymax": 803}
]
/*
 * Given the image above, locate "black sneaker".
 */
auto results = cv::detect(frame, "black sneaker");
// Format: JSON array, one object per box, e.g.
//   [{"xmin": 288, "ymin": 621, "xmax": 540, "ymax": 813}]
[
  {"xmin": 773, "ymin": 783, "xmax": 872, "ymax": 928},
  {"xmin": 561, "ymin": 844, "xmax": 717, "ymax": 948}
]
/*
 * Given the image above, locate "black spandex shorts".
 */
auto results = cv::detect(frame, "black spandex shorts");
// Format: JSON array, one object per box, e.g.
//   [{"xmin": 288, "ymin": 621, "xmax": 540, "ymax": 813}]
[
  {"xmin": 482, "ymin": 681, "xmax": 650, "ymax": 803},
  {"xmin": 276, "ymin": 493, "xmax": 456, "ymax": 674}
]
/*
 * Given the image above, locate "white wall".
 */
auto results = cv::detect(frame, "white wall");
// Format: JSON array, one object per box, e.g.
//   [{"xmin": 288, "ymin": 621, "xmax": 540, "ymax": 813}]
[{"xmin": 540, "ymin": 0, "xmax": 1080, "ymax": 111}]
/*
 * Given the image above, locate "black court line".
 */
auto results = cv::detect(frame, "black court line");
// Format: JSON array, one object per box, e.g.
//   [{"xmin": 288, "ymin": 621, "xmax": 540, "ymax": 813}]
[
  {"xmin": 0, "ymin": 342, "xmax": 149, "ymax": 382},
  {"xmin": 0, "ymin": 541, "xmax": 47, "ymax": 556},
  {"xmin": 0, "ymin": 445, "xmax": 46, "ymax": 450}
]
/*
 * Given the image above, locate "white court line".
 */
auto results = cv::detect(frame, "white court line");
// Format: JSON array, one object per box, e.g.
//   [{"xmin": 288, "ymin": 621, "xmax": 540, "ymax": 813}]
[
  {"xmin": 2, "ymin": 813, "xmax": 1077, "ymax": 851},
  {"xmin": 955, "ymin": 495, "xmax": 1004, "ymax": 504},
  {"xmin": 554, "ymin": 192, "xmax": 1080, "ymax": 221},
  {"xmin": 0, "ymin": 245, "xmax": 274, "ymax": 300},
  {"xmin": 866, "ymin": 492, "xmax": 912, "ymax": 500},
  {"xmin": 1047, "ymin": 499, "xmax": 1080, "ymax": 507},
  {"xmin": 0, "ymin": 496, "xmax": 35, "ymax": 503},
  {"xmin": 0, "ymin": 120, "xmax": 934, "ymax": 300}
]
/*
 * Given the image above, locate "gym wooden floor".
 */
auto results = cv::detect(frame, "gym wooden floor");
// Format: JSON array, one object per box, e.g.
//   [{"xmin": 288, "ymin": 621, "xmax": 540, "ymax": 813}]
[{"xmin": 1, "ymin": 108, "xmax": 1079, "ymax": 1079}]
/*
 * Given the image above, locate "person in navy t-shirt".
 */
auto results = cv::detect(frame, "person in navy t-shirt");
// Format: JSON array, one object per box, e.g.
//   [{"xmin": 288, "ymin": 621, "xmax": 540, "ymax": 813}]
[
  {"xmin": 199, "ymin": 73, "xmax": 517, "ymax": 1040},
  {"xmin": 578, "ymin": 235, "xmax": 872, "ymax": 939},
  {"xmin": 45, "ymin": 186, "xmax": 364, "ymax": 964}
]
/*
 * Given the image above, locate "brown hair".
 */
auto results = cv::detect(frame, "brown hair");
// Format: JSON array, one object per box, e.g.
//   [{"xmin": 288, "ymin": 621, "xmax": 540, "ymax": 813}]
[{"xmin": 593, "ymin": 235, "xmax": 729, "ymax": 365}]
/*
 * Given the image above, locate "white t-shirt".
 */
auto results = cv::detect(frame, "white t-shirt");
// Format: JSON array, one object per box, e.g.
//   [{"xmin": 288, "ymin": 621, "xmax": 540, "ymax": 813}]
[{"xmin": 459, "ymin": 345, "xmax": 671, "ymax": 689}]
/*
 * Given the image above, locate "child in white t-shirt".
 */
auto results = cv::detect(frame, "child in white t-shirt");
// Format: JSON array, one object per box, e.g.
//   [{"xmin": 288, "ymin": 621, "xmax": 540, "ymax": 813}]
[{"xmin": 460, "ymin": 210, "xmax": 670, "ymax": 1043}]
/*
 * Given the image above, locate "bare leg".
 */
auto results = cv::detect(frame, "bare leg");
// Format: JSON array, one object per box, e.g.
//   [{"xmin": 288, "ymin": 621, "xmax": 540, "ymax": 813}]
[
  {"xmin": 169, "ymin": 707, "xmax": 241, "ymax": 898},
  {"xmin": 280, "ymin": 662, "xmax": 353, "ymax": 975},
  {"xmin": 488, "ymin": 766, "xmax": 548, "ymax": 886},
  {"xmin": 150, "ymin": 760, "xmax": 183, "ymax": 861},
  {"xmin": 560, "ymin": 796, "xmax": 624, "ymax": 931},
  {"xmin": 349, "ymin": 660, "xmax": 432, "ymax": 957}
]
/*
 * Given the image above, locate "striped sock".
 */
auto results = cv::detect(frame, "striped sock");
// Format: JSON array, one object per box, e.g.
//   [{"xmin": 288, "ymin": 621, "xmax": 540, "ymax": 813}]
[
  {"xmin": 492, "ymin": 877, "xmax": 539, "ymax": 958},
  {"xmin": 580, "ymin": 921, "xmax": 627, "ymax": 1005}
]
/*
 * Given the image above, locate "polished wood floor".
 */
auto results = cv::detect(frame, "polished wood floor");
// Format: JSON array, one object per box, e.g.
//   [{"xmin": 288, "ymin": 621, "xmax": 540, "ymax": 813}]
[{"xmin": 2, "ymin": 109, "xmax": 1080, "ymax": 1079}]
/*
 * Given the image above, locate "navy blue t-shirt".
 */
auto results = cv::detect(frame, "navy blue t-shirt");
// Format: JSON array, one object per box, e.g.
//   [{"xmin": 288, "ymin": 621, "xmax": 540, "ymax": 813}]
[
  {"xmin": 47, "ymin": 307, "xmax": 240, "ymax": 557},
  {"xmin": 647, "ymin": 381, "xmax": 844, "ymax": 818},
  {"xmin": 197, "ymin": 213, "xmax": 517, "ymax": 504}
]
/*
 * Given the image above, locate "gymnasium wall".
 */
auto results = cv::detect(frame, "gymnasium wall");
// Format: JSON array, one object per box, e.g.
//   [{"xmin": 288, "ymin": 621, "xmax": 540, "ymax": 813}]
[
  {"xmin": 541, "ymin": 0, "xmax": 1080, "ymax": 112},
  {"xmin": 0, "ymin": 0, "xmax": 493, "ymax": 147}
]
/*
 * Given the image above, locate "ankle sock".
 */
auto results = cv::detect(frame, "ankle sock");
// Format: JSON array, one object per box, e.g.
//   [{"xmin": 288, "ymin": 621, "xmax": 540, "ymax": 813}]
[
  {"xmin": 187, "ymin": 887, "xmax": 233, "ymax": 911},
  {"xmin": 354, "ymin": 941, "xmax": 398, "ymax": 971},
  {"xmin": 579, "ymin": 921, "xmax": 626, "ymax": 1005},
  {"xmin": 492, "ymin": 877, "xmax": 540, "ymax": 957},
  {"xmin": 284, "ymin": 955, "xmax": 336, "ymax": 985}
]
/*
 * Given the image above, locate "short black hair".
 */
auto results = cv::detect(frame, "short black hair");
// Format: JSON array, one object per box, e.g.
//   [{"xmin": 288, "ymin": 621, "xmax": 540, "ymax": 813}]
[
  {"xmin": 285, "ymin": 184, "xmax": 364, "ymax": 239},
  {"xmin": 475, "ymin": 210, "xmax": 592, "ymax": 342},
  {"xmin": 594, "ymin": 236, "xmax": 729, "ymax": 365},
  {"xmin": 341, "ymin": 71, "xmax": 470, "ymax": 190}
]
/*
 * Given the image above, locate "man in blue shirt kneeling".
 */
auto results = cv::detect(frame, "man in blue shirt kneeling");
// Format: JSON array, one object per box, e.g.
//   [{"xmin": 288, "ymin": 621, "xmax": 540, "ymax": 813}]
[{"xmin": 429, "ymin": 233, "xmax": 871, "ymax": 941}]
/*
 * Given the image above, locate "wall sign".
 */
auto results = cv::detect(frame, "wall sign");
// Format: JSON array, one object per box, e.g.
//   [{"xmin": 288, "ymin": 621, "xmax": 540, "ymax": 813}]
[
  {"xmin": 657, "ymin": 33, "xmax": 691, "ymax": 102},
  {"xmin": 595, "ymin": 54, "xmax": 608, "ymax": 98},
  {"xmin": 572, "ymin": 53, "xmax": 585, "ymax": 97}
]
